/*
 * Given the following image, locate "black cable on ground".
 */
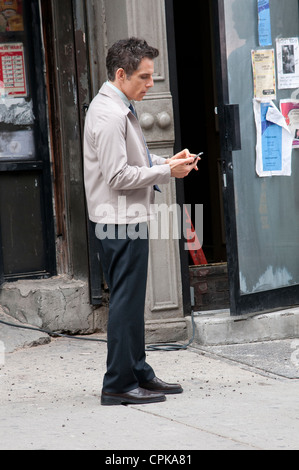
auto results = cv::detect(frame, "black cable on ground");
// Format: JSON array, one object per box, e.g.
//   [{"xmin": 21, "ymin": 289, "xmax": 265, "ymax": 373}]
[
  {"xmin": 0, "ymin": 318, "xmax": 107, "ymax": 342},
  {"xmin": 145, "ymin": 310, "xmax": 196, "ymax": 351},
  {"xmin": 0, "ymin": 310, "xmax": 196, "ymax": 350}
]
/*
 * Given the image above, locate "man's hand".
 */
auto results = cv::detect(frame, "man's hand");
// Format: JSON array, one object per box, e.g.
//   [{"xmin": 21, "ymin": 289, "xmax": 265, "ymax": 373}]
[{"xmin": 166, "ymin": 149, "xmax": 200, "ymax": 178}]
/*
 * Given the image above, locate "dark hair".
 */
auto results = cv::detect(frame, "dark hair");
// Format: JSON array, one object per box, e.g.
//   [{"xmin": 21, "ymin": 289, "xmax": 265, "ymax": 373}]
[{"xmin": 106, "ymin": 37, "xmax": 159, "ymax": 81}]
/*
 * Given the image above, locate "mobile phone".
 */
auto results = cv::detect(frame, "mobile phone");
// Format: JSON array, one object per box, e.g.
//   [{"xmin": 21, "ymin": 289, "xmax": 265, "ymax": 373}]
[{"xmin": 194, "ymin": 152, "xmax": 204, "ymax": 160}]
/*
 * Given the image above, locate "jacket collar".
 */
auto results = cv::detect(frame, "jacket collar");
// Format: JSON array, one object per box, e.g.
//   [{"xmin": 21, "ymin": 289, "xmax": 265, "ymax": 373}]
[
  {"xmin": 99, "ymin": 82, "xmax": 131, "ymax": 115},
  {"xmin": 105, "ymin": 81, "xmax": 131, "ymax": 107}
]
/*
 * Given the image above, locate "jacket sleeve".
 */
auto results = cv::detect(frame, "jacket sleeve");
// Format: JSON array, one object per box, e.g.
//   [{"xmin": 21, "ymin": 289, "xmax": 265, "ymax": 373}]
[
  {"xmin": 151, "ymin": 153, "xmax": 168, "ymax": 166},
  {"xmin": 94, "ymin": 113, "xmax": 171, "ymax": 190}
]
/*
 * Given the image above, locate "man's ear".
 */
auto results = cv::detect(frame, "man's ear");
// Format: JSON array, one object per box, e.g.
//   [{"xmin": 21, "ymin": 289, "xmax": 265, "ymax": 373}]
[{"xmin": 115, "ymin": 68, "xmax": 126, "ymax": 82}]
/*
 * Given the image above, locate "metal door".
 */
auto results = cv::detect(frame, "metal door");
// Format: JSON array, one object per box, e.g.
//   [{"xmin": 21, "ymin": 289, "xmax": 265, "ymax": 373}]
[
  {"xmin": 213, "ymin": 0, "xmax": 299, "ymax": 315},
  {"xmin": 0, "ymin": 0, "xmax": 55, "ymax": 282}
]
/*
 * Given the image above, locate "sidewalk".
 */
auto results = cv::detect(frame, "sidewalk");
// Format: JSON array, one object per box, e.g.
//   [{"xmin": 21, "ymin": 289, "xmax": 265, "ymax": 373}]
[{"xmin": 1, "ymin": 310, "xmax": 299, "ymax": 450}]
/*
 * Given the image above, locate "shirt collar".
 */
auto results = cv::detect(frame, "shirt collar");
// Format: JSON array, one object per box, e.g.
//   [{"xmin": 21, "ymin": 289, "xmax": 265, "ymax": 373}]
[{"xmin": 106, "ymin": 81, "xmax": 131, "ymax": 108}]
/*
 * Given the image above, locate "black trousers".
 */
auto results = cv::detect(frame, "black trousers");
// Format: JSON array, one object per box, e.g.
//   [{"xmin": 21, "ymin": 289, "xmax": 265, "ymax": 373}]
[{"xmin": 96, "ymin": 223, "xmax": 155, "ymax": 393}]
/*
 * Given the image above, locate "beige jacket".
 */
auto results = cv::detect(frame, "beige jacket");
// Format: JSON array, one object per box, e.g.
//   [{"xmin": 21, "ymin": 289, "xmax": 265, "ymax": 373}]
[{"xmin": 83, "ymin": 83, "xmax": 171, "ymax": 224}]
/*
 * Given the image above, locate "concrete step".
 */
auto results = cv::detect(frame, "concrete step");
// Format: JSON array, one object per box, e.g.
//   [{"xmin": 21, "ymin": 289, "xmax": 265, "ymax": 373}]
[{"xmin": 186, "ymin": 307, "xmax": 299, "ymax": 346}]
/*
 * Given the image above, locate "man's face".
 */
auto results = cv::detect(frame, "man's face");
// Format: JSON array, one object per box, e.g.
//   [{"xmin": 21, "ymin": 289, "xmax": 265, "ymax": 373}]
[{"xmin": 118, "ymin": 57, "xmax": 155, "ymax": 101}]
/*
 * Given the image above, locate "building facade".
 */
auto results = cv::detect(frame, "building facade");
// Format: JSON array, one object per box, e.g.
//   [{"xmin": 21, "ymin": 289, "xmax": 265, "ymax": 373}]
[{"xmin": 1, "ymin": 0, "xmax": 299, "ymax": 341}]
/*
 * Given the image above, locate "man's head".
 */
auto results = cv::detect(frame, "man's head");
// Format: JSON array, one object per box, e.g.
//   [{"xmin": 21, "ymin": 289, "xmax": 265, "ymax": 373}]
[{"xmin": 106, "ymin": 37, "xmax": 159, "ymax": 101}]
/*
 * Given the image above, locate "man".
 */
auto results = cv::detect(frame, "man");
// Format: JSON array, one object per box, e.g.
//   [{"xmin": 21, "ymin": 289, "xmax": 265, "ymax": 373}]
[{"xmin": 84, "ymin": 38, "xmax": 199, "ymax": 406}]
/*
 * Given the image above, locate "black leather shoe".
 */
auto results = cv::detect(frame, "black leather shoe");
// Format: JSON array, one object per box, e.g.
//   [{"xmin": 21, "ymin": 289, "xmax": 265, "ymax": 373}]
[
  {"xmin": 101, "ymin": 387, "xmax": 166, "ymax": 406},
  {"xmin": 140, "ymin": 376, "xmax": 183, "ymax": 395}
]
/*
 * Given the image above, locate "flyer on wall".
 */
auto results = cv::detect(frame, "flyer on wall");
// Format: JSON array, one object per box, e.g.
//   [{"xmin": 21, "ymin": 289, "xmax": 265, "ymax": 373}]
[
  {"xmin": 276, "ymin": 38, "xmax": 299, "ymax": 89},
  {"xmin": 280, "ymin": 99, "xmax": 299, "ymax": 148},
  {"xmin": 252, "ymin": 49, "xmax": 276, "ymax": 100},
  {"xmin": 253, "ymin": 99, "xmax": 293, "ymax": 177},
  {"xmin": 258, "ymin": 0, "xmax": 272, "ymax": 47},
  {"xmin": 0, "ymin": 0, "xmax": 24, "ymax": 32},
  {"xmin": 0, "ymin": 42, "xmax": 27, "ymax": 97}
]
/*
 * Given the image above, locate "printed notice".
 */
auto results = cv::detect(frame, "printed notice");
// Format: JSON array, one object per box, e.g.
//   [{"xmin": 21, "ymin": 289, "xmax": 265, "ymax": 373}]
[
  {"xmin": 276, "ymin": 38, "xmax": 299, "ymax": 89},
  {"xmin": 280, "ymin": 99, "xmax": 299, "ymax": 148},
  {"xmin": 260, "ymin": 102, "xmax": 282, "ymax": 172},
  {"xmin": 254, "ymin": 99, "xmax": 293, "ymax": 177},
  {"xmin": 0, "ymin": 43, "xmax": 27, "ymax": 97},
  {"xmin": 252, "ymin": 49, "xmax": 276, "ymax": 100},
  {"xmin": 258, "ymin": 0, "xmax": 272, "ymax": 47}
]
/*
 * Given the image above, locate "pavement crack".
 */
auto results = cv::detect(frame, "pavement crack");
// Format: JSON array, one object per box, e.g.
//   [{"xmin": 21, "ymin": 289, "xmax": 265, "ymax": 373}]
[{"xmin": 130, "ymin": 407, "xmax": 263, "ymax": 450}]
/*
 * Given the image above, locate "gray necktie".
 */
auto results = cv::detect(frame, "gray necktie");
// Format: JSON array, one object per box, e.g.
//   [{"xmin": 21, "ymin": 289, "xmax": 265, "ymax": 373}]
[{"xmin": 129, "ymin": 104, "xmax": 161, "ymax": 193}]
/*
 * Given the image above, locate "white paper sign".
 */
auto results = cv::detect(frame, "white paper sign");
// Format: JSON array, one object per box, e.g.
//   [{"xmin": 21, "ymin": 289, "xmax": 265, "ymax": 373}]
[
  {"xmin": 253, "ymin": 99, "xmax": 293, "ymax": 177},
  {"xmin": 276, "ymin": 38, "xmax": 299, "ymax": 89}
]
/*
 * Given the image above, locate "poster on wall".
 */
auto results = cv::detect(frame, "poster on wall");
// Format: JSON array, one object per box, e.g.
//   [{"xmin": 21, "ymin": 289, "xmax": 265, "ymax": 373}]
[
  {"xmin": 253, "ymin": 99, "xmax": 293, "ymax": 177},
  {"xmin": 0, "ymin": 130, "xmax": 35, "ymax": 159},
  {"xmin": 252, "ymin": 49, "xmax": 276, "ymax": 100},
  {"xmin": 258, "ymin": 0, "xmax": 272, "ymax": 47},
  {"xmin": 0, "ymin": 42, "xmax": 27, "ymax": 97},
  {"xmin": 280, "ymin": 99, "xmax": 299, "ymax": 148},
  {"xmin": 0, "ymin": 0, "xmax": 24, "ymax": 32},
  {"xmin": 276, "ymin": 37, "xmax": 299, "ymax": 89}
]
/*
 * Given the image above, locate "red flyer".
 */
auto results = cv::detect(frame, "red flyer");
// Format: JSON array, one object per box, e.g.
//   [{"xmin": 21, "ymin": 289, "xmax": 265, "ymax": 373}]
[
  {"xmin": 280, "ymin": 99, "xmax": 299, "ymax": 149},
  {"xmin": 0, "ymin": 42, "xmax": 27, "ymax": 97}
]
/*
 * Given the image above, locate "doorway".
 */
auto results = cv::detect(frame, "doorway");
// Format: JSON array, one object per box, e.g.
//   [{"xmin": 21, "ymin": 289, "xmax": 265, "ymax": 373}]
[
  {"xmin": 165, "ymin": 0, "xmax": 229, "ymax": 312},
  {"xmin": 170, "ymin": 1, "xmax": 227, "ymax": 265}
]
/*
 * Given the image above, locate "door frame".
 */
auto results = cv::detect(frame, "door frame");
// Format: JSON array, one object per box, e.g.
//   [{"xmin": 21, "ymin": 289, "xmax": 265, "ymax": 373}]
[
  {"xmin": 40, "ymin": 0, "xmax": 102, "ymax": 304},
  {"xmin": 165, "ymin": 0, "xmax": 192, "ymax": 315},
  {"xmin": 72, "ymin": 0, "xmax": 103, "ymax": 305},
  {"xmin": 213, "ymin": 0, "xmax": 299, "ymax": 316}
]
